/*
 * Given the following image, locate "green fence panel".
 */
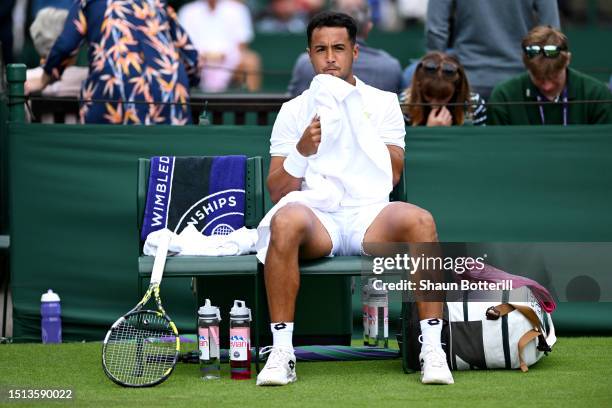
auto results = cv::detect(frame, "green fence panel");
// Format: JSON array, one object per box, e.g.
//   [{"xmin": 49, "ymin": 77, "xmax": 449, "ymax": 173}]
[{"xmin": 7, "ymin": 124, "xmax": 612, "ymax": 341}]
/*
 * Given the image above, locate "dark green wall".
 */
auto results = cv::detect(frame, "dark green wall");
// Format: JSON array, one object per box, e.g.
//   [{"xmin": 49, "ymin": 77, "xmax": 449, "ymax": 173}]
[{"xmin": 6, "ymin": 124, "xmax": 612, "ymax": 341}]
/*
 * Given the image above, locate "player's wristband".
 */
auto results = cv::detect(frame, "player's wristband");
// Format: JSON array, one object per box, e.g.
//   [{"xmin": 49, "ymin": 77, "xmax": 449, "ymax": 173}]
[{"xmin": 283, "ymin": 145, "xmax": 308, "ymax": 178}]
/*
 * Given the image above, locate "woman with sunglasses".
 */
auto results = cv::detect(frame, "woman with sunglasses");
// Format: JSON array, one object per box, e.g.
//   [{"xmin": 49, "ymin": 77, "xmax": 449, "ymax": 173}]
[
  {"xmin": 488, "ymin": 26, "xmax": 612, "ymax": 125},
  {"xmin": 400, "ymin": 52, "xmax": 486, "ymax": 127}
]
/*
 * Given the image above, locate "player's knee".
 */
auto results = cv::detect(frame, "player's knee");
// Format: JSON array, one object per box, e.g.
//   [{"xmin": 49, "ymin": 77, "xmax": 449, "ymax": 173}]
[
  {"xmin": 412, "ymin": 208, "xmax": 437, "ymax": 235},
  {"xmin": 269, "ymin": 204, "xmax": 310, "ymax": 242},
  {"xmin": 396, "ymin": 205, "xmax": 436, "ymax": 235}
]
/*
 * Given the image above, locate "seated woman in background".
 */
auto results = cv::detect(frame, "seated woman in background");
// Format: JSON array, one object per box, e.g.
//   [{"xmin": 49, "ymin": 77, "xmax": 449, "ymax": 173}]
[
  {"xmin": 401, "ymin": 52, "xmax": 486, "ymax": 126},
  {"xmin": 26, "ymin": 7, "xmax": 89, "ymax": 124},
  {"xmin": 29, "ymin": 0, "xmax": 199, "ymax": 125}
]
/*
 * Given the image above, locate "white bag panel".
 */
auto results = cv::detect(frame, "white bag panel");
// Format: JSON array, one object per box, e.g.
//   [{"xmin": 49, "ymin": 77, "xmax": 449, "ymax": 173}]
[{"xmin": 482, "ymin": 318, "xmax": 507, "ymax": 369}]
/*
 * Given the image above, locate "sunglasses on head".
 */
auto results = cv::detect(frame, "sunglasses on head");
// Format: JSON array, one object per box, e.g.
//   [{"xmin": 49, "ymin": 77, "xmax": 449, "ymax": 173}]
[
  {"xmin": 419, "ymin": 60, "xmax": 459, "ymax": 78},
  {"xmin": 523, "ymin": 44, "xmax": 568, "ymax": 59}
]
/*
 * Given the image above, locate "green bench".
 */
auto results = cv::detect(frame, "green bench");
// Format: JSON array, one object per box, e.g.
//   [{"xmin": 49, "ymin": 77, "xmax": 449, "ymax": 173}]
[{"xmin": 136, "ymin": 155, "xmax": 407, "ymax": 360}]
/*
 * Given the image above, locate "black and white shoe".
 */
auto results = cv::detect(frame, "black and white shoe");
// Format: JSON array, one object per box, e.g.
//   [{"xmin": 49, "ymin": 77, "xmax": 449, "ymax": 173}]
[
  {"xmin": 420, "ymin": 343, "xmax": 454, "ymax": 385},
  {"xmin": 256, "ymin": 346, "xmax": 297, "ymax": 386}
]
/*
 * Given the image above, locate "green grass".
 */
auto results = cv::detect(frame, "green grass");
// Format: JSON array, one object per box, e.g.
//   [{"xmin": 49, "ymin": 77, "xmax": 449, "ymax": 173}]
[{"xmin": 1, "ymin": 338, "xmax": 611, "ymax": 407}]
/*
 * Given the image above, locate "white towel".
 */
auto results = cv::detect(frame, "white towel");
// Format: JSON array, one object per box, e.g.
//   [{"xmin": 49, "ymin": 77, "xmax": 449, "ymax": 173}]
[
  {"xmin": 144, "ymin": 225, "xmax": 258, "ymax": 256},
  {"xmin": 256, "ymin": 74, "xmax": 393, "ymax": 263}
]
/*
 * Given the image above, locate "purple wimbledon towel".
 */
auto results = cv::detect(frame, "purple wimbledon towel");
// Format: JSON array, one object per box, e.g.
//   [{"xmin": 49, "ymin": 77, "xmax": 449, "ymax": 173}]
[{"xmin": 141, "ymin": 155, "xmax": 246, "ymax": 240}]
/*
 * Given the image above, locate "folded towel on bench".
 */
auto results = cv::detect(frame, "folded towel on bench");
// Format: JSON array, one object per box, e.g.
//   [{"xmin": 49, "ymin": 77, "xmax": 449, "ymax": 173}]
[{"xmin": 143, "ymin": 225, "xmax": 258, "ymax": 256}]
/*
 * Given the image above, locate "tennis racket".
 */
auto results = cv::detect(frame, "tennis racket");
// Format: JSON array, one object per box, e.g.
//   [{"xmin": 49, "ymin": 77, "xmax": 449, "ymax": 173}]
[{"xmin": 102, "ymin": 232, "xmax": 179, "ymax": 387}]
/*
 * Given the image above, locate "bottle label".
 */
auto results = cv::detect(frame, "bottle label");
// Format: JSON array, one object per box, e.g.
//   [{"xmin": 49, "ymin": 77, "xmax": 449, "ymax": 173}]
[
  {"xmin": 209, "ymin": 326, "xmax": 219, "ymax": 359},
  {"xmin": 368, "ymin": 305, "xmax": 377, "ymax": 339},
  {"xmin": 229, "ymin": 327, "xmax": 250, "ymax": 361},
  {"xmin": 198, "ymin": 327, "xmax": 209, "ymax": 361}
]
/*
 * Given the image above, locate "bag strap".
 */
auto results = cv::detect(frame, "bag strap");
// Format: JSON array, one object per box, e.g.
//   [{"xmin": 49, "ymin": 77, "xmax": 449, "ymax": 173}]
[
  {"xmin": 486, "ymin": 303, "xmax": 553, "ymax": 369},
  {"xmin": 517, "ymin": 330, "xmax": 541, "ymax": 372},
  {"xmin": 487, "ymin": 303, "xmax": 543, "ymax": 331}
]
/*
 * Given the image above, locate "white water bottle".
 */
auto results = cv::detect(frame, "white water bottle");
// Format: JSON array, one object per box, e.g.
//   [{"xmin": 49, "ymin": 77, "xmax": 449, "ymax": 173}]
[
  {"xmin": 362, "ymin": 278, "xmax": 377, "ymax": 346},
  {"xmin": 368, "ymin": 283, "xmax": 388, "ymax": 348},
  {"xmin": 229, "ymin": 300, "xmax": 252, "ymax": 380},
  {"xmin": 198, "ymin": 299, "xmax": 221, "ymax": 379}
]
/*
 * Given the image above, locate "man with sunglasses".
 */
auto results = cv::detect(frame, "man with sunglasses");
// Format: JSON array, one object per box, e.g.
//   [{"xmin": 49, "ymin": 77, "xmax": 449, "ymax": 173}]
[{"xmin": 488, "ymin": 26, "xmax": 612, "ymax": 125}]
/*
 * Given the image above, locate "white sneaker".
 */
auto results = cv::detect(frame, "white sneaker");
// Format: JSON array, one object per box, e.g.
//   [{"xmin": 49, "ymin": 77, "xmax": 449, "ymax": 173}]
[
  {"xmin": 256, "ymin": 346, "xmax": 297, "ymax": 386},
  {"xmin": 420, "ymin": 344, "xmax": 454, "ymax": 385}
]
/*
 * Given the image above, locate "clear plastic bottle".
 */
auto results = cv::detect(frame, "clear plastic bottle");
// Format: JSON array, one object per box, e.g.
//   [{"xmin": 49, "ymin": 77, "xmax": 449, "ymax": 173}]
[
  {"xmin": 198, "ymin": 299, "xmax": 221, "ymax": 379},
  {"xmin": 368, "ymin": 283, "xmax": 388, "ymax": 348},
  {"xmin": 229, "ymin": 300, "xmax": 252, "ymax": 380},
  {"xmin": 362, "ymin": 278, "xmax": 376, "ymax": 346},
  {"xmin": 41, "ymin": 289, "xmax": 61, "ymax": 344}
]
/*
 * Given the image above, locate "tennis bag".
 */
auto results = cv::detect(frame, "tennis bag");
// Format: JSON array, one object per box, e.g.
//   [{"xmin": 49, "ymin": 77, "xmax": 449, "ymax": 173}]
[{"xmin": 401, "ymin": 286, "xmax": 556, "ymax": 372}]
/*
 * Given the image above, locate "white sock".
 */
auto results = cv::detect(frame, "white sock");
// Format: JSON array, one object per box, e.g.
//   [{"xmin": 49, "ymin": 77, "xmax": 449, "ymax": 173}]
[
  {"xmin": 271, "ymin": 322, "xmax": 294, "ymax": 349},
  {"xmin": 420, "ymin": 318, "xmax": 443, "ymax": 347}
]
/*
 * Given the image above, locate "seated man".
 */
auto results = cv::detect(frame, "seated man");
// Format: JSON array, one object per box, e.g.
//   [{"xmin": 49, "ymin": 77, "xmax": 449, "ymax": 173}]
[
  {"xmin": 178, "ymin": 0, "xmax": 261, "ymax": 92},
  {"xmin": 287, "ymin": 0, "xmax": 403, "ymax": 96},
  {"xmin": 256, "ymin": 11, "xmax": 453, "ymax": 386},
  {"xmin": 25, "ymin": 7, "xmax": 88, "ymax": 123},
  {"xmin": 488, "ymin": 25, "xmax": 612, "ymax": 125}
]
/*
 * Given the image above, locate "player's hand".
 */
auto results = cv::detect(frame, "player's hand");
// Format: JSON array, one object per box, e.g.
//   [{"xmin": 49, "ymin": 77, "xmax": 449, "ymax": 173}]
[
  {"xmin": 296, "ymin": 115, "xmax": 321, "ymax": 156},
  {"xmin": 426, "ymin": 106, "xmax": 452, "ymax": 127}
]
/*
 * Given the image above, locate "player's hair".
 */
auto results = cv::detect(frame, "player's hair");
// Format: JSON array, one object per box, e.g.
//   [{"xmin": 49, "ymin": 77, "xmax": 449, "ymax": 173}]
[{"xmin": 307, "ymin": 11, "xmax": 357, "ymax": 46}]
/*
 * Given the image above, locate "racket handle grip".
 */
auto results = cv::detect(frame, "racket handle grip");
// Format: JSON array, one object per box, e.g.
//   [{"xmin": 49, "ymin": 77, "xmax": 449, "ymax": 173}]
[{"xmin": 151, "ymin": 230, "xmax": 171, "ymax": 285}]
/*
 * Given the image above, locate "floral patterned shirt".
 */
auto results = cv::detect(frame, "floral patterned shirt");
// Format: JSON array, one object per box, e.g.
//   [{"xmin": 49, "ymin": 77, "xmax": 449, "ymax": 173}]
[{"xmin": 44, "ymin": 0, "xmax": 199, "ymax": 125}]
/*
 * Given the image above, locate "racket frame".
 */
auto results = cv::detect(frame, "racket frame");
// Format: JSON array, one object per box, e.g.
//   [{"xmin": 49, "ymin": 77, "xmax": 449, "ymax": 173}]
[{"xmin": 102, "ymin": 232, "xmax": 179, "ymax": 387}]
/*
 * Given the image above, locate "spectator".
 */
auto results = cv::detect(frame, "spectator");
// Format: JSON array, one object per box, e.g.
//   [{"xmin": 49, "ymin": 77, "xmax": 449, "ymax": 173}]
[
  {"xmin": 26, "ymin": 8, "xmax": 88, "ymax": 98},
  {"xmin": 488, "ymin": 26, "xmax": 612, "ymax": 125},
  {"xmin": 30, "ymin": 0, "xmax": 199, "ymax": 125},
  {"xmin": 426, "ymin": 0, "xmax": 560, "ymax": 100},
  {"xmin": 287, "ymin": 0, "xmax": 402, "ymax": 96},
  {"xmin": 401, "ymin": 52, "xmax": 486, "ymax": 126},
  {"xmin": 179, "ymin": 0, "xmax": 261, "ymax": 92},
  {"xmin": 25, "ymin": 7, "xmax": 88, "ymax": 123},
  {"xmin": 257, "ymin": 0, "xmax": 308, "ymax": 34}
]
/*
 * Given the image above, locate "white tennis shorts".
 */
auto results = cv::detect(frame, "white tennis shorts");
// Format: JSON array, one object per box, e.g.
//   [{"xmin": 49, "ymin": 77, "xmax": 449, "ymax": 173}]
[{"xmin": 310, "ymin": 201, "xmax": 391, "ymax": 256}]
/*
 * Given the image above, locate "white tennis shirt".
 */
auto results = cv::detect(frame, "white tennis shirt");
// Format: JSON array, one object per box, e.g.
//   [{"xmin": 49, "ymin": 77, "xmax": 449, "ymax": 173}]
[{"xmin": 270, "ymin": 76, "xmax": 405, "ymax": 157}]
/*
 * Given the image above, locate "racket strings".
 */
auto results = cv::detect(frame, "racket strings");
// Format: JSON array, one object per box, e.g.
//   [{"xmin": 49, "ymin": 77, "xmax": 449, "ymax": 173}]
[{"xmin": 104, "ymin": 312, "xmax": 178, "ymax": 386}]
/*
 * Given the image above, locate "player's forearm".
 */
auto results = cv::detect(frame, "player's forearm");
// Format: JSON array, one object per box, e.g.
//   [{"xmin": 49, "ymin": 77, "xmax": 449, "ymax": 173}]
[
  {"xmin": 387, "ymin": 145, "xmax": 405, "ymax": 187},
  {"xmin": 267, "ymin": 164, "xmax": 303, "ymax": 204}
]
